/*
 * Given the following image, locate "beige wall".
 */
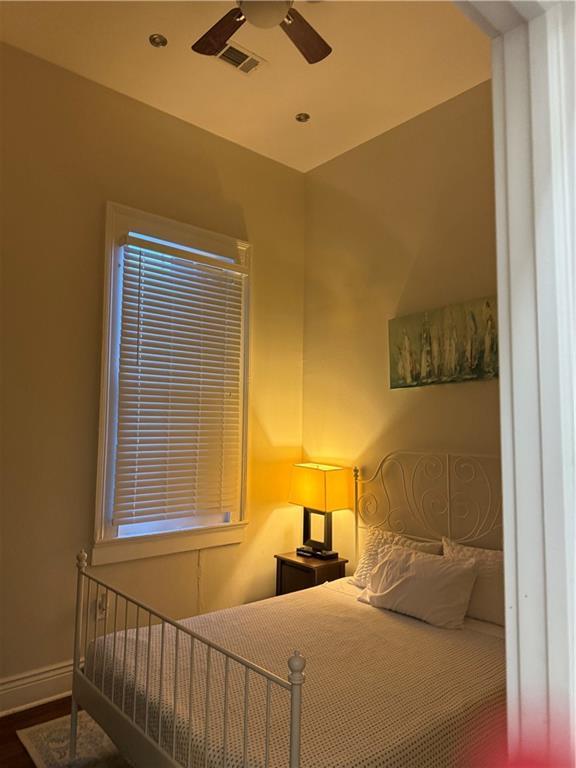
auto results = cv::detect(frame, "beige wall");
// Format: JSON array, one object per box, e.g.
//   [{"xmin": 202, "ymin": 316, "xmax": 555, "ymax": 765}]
[
  {"xmin": 302, "ymin": 82, "xmax": 499, "ymax": 563},
  {"xmin": 0, "ymin": 44, "xmax": 305, "ymax": 678},
  {"xmin": 0, "ymin": 45, "xmax": 499, "ymax": 686}
]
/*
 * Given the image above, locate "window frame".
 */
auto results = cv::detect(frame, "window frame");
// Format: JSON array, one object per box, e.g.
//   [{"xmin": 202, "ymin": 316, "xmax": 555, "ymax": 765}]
[{"xmin": 92, "ymin": 202, "xmax": 251, "ymax": 566}]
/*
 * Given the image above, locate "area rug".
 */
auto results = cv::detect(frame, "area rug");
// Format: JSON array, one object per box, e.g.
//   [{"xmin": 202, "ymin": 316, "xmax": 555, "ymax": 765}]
[{"xmin": 17, "ymin": 710, "xmax": 130, "ymax": 768}]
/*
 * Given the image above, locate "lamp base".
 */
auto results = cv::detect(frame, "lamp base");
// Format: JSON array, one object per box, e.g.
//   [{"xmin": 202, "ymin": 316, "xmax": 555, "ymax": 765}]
[{"xmin": 296, "ymin": 546, "xmax": 339, "ymax": 561}]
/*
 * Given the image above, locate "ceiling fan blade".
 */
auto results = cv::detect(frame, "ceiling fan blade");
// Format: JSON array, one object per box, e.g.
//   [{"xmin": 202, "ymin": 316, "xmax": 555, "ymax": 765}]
[
  {"xmin": 192, "ymin": 8, "xmax": 246, "ymax": 56},
  {"xmin": 280, "ymin": 8, "xmax": 332, "ymax": 64}
]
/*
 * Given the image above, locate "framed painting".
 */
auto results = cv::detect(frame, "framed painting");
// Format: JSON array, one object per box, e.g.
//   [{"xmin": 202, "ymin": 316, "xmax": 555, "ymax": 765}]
[{"xmin": 389, "ymin": 296, "xmax": 498, "ymax": 389}]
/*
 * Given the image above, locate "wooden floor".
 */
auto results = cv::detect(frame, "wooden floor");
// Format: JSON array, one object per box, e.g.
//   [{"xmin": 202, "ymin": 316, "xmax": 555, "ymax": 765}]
[{"xmin": 0, "ymin": 697, "xmax": 71, "ymax": 767}]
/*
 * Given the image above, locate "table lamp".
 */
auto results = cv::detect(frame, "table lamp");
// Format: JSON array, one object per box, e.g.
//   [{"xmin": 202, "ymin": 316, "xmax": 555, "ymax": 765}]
[{"xmin": 288, "ymin": 463, "xmax": 350, "ymax": 560}]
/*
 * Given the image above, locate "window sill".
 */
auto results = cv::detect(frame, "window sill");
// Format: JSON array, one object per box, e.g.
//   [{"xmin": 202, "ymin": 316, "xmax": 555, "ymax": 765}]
[{"xmin": 91, "ymin": 521, "xmax": 248, "ymax": 566}]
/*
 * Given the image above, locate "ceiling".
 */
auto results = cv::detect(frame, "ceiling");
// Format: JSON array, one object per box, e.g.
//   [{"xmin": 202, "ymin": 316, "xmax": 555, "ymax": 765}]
[{"xmin": 0, "ymin": 1, "xmax": 491, "ymax": 172}]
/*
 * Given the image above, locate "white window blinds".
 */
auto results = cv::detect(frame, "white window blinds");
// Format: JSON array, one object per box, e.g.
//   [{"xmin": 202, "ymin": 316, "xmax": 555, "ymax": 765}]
[{"xmin": 111, "ymin": 238, "xmax": 247, "ymax": 530}]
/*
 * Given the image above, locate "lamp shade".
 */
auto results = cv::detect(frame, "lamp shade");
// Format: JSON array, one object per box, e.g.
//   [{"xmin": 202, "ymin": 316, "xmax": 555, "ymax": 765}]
[{"xmin": 288, "ymin": 463, "xmax": 350, "ymax": 512}]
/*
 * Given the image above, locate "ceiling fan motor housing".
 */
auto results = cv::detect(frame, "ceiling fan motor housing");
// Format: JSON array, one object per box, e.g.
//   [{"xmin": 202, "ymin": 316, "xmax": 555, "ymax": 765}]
[{"xmin": 238, "ymin": 1, "xmax": 293, "ymax": 28}]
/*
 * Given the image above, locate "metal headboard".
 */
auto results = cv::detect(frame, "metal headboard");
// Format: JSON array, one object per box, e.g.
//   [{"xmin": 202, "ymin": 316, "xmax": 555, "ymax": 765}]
[{"xmin": 353, "ymin": 451, "xmax": 503, "ymax": 557}]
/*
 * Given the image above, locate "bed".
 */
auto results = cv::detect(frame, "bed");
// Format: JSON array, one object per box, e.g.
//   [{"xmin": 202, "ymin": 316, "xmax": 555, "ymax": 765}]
[{"xmin": 71, "ymin": 451, "xmax": 506, "ymax": 768}]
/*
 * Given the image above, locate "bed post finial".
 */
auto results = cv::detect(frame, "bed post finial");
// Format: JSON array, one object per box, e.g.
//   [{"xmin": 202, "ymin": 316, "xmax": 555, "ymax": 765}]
[
  {"xmin": 76, "ymin": 549, "xmax": 88, "ymax": 571},
  {"xmin": 288, "ymin": 650, "xmax": 306, "ymax": 683}
]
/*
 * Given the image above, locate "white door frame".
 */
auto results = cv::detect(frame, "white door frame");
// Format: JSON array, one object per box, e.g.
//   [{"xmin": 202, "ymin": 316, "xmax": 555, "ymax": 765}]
[{"xmin": 457, "ymin": 0, "xmax": 575, "ymax": 760}]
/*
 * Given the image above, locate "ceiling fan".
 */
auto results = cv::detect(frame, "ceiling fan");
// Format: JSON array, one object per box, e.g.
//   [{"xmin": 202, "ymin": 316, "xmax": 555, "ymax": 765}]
[{"xmin": 192, "ymin": 1, "xmax": 332, "ymax": 64}]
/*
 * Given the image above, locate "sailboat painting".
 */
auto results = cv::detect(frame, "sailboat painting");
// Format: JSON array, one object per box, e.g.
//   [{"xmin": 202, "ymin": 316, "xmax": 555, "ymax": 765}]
[{"xmin": 389, "ymin": 297, "xmax": 498, "ymax": 389}]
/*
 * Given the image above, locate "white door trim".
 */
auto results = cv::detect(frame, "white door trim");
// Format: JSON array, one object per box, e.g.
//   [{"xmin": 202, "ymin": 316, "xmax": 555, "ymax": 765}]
[{"xmin": 459, "ymin": 0, "xmax": 575, "ymax": 760}]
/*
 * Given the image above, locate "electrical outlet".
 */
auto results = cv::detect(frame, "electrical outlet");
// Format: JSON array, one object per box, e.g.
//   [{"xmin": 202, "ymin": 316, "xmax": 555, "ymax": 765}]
[{"xmin": 97, "ymin": 592, "xmax": 110, "ymax": 622}]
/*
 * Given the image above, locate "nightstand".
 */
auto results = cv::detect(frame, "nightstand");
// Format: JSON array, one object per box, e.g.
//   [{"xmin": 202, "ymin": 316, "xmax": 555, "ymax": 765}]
[{"xmin": 275, "ymin": 552, "xmax": 348, "ymax": 596}]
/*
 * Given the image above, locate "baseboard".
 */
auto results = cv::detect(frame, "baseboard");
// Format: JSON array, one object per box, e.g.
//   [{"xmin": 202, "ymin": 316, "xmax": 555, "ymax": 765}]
[{"xmin": 0, "ymin": 660, "xmax": 72, "ymax": 716}]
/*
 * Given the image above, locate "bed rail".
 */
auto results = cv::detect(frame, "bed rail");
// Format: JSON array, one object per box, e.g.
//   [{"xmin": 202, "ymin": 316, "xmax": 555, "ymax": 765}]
[{"xmin": 71, "ymin": 551, "xmax": 305, "ymax": 768}]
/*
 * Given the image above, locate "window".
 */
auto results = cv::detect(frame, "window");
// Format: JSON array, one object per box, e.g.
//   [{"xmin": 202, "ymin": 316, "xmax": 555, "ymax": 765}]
[{"xmin": 93, "ymin": 204, "xmax": 250, "ymax": 564}]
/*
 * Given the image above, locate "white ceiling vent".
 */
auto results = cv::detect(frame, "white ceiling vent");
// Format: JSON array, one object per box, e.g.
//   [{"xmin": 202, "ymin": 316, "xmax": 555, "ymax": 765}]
[{"xmin": 216, "ymin": 44, "xmax": 265, "ymax": 75}]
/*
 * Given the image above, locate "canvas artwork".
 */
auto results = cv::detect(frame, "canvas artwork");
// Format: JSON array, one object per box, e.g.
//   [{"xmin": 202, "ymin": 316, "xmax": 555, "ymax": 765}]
[{"xmin": 389, "ymin": 296, "xmax": 498, "ymax": 389}]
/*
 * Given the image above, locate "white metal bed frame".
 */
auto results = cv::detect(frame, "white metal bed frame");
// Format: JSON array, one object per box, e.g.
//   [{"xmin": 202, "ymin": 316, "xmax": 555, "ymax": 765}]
[
  {"xmin": 70, "ymin": 554, "xmax": 306, "ymax": 768},
  {"xmin": 71, "ymin": 450, "xmax": 502, "ymax": 768},
  {"xmin": 353, "ymin": 451, "xmax": 502, "ymax": 556}
]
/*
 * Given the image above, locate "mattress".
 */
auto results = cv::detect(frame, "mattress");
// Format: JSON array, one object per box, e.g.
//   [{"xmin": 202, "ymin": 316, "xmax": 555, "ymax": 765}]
[{"xmin": 86, "ymin": 578, "xmax": 506, "ymax": 768}]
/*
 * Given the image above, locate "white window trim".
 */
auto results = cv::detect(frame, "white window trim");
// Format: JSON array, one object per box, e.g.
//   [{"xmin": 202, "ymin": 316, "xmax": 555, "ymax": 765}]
[
  {"xmin": 91, "ymin": 522, "xmax": 249, "ymax": 566},
  {"xmin": 93, "ymin": 202, "xmax": 251, "ymax": 565}
]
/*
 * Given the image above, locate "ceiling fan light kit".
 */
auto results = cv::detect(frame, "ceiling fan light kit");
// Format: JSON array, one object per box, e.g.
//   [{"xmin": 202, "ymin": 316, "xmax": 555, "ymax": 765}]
[
  {"xmin": 191, "ymin": 1, "xmax": 332, "ymax": 64},
  {"xmin": 240, "ymin": 1, "xmax": 292, "ymax": 29}
]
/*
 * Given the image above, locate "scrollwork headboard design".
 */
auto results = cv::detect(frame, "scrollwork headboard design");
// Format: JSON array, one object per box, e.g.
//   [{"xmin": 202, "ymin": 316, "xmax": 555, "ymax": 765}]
[{"xmin": 353, "ymin": 451, "xmax": 503, "ymax": 555}]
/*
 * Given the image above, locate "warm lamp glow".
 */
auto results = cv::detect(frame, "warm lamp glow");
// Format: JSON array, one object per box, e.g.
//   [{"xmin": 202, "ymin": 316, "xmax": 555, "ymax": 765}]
[{"xmin": 288, "ymin": 463, "xmax": 350, "ymax": 512}]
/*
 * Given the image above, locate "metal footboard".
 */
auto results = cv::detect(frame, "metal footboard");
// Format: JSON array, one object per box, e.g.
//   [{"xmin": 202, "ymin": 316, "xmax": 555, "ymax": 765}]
[{"xmin": 71, "ymin": 551, "xmax": 305, "ymax": 768}]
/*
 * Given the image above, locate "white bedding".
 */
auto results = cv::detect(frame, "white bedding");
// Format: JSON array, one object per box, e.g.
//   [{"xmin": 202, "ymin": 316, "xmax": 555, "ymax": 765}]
[
  {"xmin": 329, "ymin": 578, "xmax": 506, "ymax": 638},
  {"xmin": 87, "ymin": 578, "xmax": 506, "ymax": 768}
]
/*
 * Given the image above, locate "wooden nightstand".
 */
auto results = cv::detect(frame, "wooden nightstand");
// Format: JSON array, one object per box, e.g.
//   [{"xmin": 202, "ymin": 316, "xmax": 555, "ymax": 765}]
[{"xmin": 275, "ymin": 552, "xmax": 348, "ymax": 596}]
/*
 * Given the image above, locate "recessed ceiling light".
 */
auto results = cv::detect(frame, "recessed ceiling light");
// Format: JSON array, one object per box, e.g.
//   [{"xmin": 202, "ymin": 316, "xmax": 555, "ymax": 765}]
[
  {"xmin": 149, "ymin": 34, "xmax": 168, "ymax": 48},
  {"xmin": 295, "ymin": 113, "xmax": 311, "ymax": 123}
]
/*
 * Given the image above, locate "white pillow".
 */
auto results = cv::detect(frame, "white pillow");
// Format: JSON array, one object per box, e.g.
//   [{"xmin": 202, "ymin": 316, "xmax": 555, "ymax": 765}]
[
  {"xmin": 359, "ymin": 545, "xmax": 478, "ymax": 629},
  {"xmin": 350, "ymin": 528, "xmax": 442, "ymax": 588},
  {"xmin": 442, "ymin": 538, "xmax": 505, "ymax": 626}
]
